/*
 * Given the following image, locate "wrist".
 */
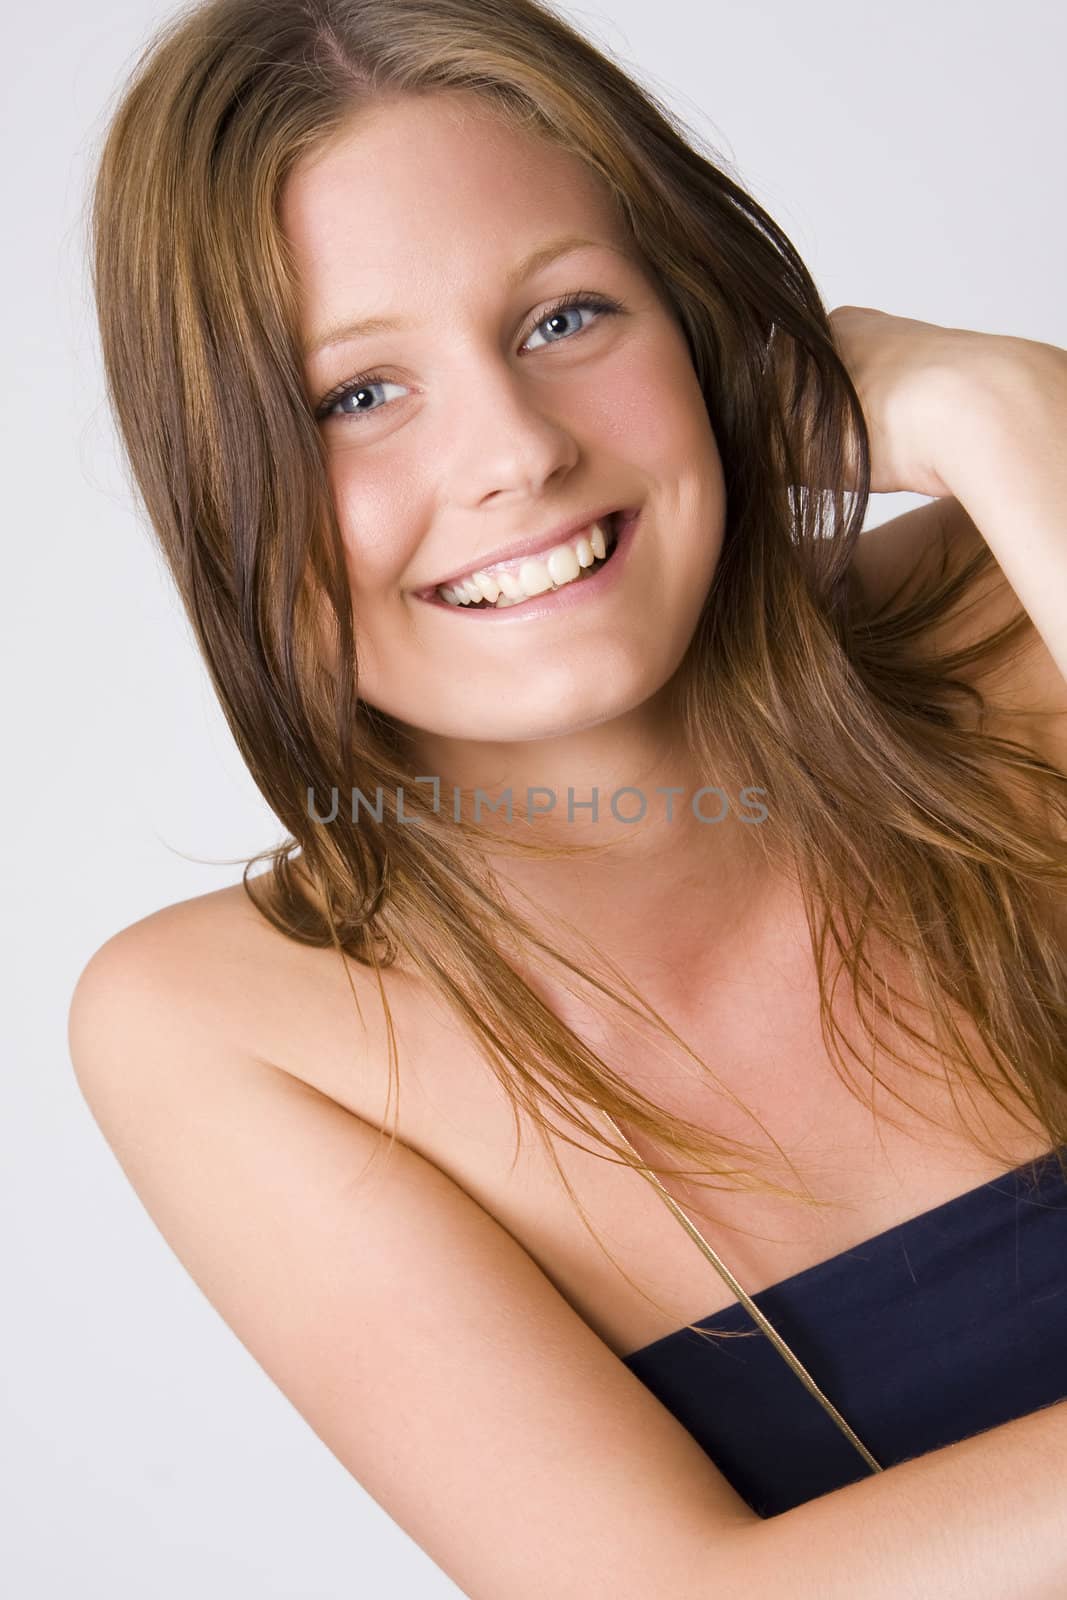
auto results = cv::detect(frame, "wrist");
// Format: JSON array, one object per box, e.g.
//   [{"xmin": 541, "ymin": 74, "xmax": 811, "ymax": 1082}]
[{"xmin": 917, "ymin": 333, "xmax": 1067, "ymax": 497}]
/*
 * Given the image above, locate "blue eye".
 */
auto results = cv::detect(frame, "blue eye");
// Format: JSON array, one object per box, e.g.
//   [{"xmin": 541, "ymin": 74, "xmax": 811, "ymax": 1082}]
[
  {"xmin": 314, "ymin": 290, "xmax": 623, "ymax": 424},
  {"xmin": 522, "ymin": 292, "xmax": 618, "ymax": 351},
  {"xmin": 316, "ymin": 374, "xmax": 407, "ymax": 424}
]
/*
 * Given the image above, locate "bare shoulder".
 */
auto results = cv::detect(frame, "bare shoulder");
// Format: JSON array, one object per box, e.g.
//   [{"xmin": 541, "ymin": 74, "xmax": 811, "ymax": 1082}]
[
  {"xmin": 65, "ymin": 884, "xmax": 761, "ymax": 1596},
  {"xmin": 71, "ymin": 876, "xmax": 316, "ymax": 993},
  {"xmin": 69, "ymin": 877, "xmax": 386, "ymax": 1075}
]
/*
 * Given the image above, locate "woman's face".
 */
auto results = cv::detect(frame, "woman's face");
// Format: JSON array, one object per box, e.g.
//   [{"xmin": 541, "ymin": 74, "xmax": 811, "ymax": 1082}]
[{"xmin": 281, "ymin": 90, "xmax": 727, "ymax": 750}]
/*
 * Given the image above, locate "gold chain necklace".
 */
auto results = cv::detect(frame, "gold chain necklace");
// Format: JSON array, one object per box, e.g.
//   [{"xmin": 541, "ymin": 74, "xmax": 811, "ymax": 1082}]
[{"xmin": 600, "ymin": 1108, "xmax": 884, "ymax": 1475}]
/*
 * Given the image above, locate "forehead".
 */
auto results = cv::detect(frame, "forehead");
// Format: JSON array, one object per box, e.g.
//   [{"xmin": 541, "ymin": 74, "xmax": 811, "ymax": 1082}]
[{"xmin": 280, "ymin": 91, "xmax": 630, "ymax": 334}]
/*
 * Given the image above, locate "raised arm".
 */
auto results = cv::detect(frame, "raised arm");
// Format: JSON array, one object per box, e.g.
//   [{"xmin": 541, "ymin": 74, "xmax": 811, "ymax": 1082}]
[{"xmin": 68, "ymin": 919, "xmax": 1067, "ymax": 1600}]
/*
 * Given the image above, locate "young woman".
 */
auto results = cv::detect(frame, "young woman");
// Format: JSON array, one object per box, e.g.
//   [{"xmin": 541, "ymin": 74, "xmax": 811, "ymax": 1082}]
[{"xmin": 69, "ymin": 0, "xmax": 1067, "ymax": 1592}]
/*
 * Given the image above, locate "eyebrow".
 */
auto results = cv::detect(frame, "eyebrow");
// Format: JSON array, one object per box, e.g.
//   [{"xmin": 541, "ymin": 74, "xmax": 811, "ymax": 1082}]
[{"xmin": 301, "ymin": 233, "xmax": 611, "ymax": 360}]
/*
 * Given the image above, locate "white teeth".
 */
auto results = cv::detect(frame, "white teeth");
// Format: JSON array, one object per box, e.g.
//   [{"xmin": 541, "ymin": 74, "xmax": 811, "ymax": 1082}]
[
  {"xmin": 546, "ymin": 544, "xmax": 581, "ymax": 585},
  {"xmin": 516, "ymin": 558, "xmax": 553, "ymax": 597},
  {"xmin": 436, "ymin": 516, "xmax": 618, "ymax": 609}
]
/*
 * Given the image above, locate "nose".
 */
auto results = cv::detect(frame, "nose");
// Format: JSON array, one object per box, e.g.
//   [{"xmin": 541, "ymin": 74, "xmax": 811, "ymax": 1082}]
[{"xmin": 442, "ymin": 356, "xmax": 581, "ymax": 511}]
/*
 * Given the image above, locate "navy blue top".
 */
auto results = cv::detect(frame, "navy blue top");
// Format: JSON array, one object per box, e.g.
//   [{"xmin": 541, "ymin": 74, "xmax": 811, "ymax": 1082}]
[{"xmin": 621, "ymin": 1148, "xmax": 1067, "ymax": 1517}]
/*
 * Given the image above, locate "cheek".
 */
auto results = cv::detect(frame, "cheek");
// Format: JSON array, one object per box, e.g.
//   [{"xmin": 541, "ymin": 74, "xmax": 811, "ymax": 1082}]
[
  {"xmin": 327, "ymin": 455, "xmax": 424, "ymax": 592},
  {"xmin": 592, "ymin": 340, "xmax": 718, "ymax": 475}
]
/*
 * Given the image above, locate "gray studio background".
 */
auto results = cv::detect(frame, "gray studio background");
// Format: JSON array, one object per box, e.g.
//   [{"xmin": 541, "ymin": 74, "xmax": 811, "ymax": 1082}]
[{"xmin": 5, "ymin": 0, "xmax": 1064, "ymax": 1594}]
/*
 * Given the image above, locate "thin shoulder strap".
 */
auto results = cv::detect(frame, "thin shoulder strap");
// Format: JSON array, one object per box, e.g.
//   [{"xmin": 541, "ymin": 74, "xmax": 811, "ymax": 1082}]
[{"xmin": 600, "ymin": 1109, "xmax": 884, "ymax": 1475}]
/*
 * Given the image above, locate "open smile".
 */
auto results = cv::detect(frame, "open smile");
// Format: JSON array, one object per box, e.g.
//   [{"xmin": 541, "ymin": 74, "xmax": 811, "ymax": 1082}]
[{"xmin": 414, "ymin": 508, "xmax": 641, "ymax": 622}]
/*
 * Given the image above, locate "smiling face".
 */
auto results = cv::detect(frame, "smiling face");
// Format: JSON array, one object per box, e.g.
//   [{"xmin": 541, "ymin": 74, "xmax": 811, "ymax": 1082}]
[{"xmin": 281, "ymin": 89, "xmax": 727, "ymax": 756}]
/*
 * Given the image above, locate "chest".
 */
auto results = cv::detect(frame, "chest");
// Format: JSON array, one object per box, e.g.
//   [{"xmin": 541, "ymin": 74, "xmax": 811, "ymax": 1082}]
[{"xmin": 259, "ymin": 910, "xmax": 1053, "ymax": 1362}]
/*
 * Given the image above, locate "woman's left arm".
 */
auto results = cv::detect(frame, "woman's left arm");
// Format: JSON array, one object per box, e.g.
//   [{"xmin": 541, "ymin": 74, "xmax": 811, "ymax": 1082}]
[{"xmin": 831, "ymin": 306, "xmax": 1067, "ymax": 692}]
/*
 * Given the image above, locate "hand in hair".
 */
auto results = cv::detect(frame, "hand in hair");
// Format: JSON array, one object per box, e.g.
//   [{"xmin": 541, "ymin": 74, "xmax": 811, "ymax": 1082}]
[
  {"xmin": 827, "ymin": 304, "xmax": 1056, "ymax": 498},
  {"xmin": 832, "ymin": 305, "xmax": 1067, "ymax": 694}
]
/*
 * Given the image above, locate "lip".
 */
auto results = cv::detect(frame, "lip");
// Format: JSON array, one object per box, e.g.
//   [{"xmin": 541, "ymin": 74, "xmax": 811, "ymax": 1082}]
[
  {"xmin": 412, "ymin": 504, "xmax": 634, "ymax": 600},
  {"xmin": 414, "ymin": 507, "xmax": 641, "ymax": 621}
]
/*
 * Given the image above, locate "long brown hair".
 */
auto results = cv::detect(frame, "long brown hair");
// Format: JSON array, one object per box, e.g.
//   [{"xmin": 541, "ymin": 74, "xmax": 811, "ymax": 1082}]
[{"xmin": 87, "ymin": 0, "xmax": 1067, "ymax": 1342}]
